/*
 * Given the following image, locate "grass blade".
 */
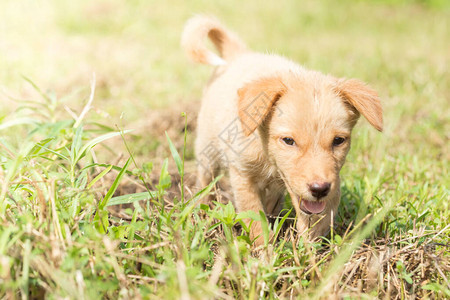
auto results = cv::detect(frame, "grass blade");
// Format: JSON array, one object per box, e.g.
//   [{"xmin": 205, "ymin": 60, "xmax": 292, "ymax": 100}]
[
  {"xmin": 75, "ymin": 130, "xmax": 132, "ymax": 163},
  {"xmin": 260, "ymin": 210, "xmax": 270, "ymax": 247},
  {"xmin": 0, "ymin": 117, "xmax": 38, "ymax": 130},
  {"xmin": 87, "ymin": 165, "xmax": 113, "ymax": 189},
  {"xmin": 165, "ymin": 131, "xmax": 182, "ymax": 176},
  {"xmin": 107, "ymin": 191, "xmax": 158, "ymax": 206},
  {"xmin": 94, "ymin": 157, "xmax": 131, "ymax": 234},
  {"xmin": 99, "ymin": 157, "xmax": 132, "ymax": 209}
]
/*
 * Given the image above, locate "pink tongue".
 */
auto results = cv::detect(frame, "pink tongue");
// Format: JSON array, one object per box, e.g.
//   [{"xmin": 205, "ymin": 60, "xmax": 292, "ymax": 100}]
[{"xmin": 302, "ymin": 200, "xmax": 326, "ymax": 214}]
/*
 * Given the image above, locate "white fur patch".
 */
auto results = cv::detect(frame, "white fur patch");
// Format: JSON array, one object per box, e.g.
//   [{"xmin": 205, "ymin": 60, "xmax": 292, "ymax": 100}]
[{"xmin": 207, "ymin": 53, "xmax": 227, "ymax": 66}]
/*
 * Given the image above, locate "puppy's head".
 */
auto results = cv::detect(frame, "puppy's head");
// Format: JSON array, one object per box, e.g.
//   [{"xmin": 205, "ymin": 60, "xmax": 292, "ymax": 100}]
[{"xmin": 238, "ymin": 73, "xmax": 382, "ymax": 216}]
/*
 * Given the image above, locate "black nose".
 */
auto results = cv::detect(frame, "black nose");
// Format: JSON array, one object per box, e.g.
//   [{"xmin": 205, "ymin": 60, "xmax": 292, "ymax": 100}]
[{"xmin": 308, "ymin": 182, "xmax": 331, "ymax": 199}]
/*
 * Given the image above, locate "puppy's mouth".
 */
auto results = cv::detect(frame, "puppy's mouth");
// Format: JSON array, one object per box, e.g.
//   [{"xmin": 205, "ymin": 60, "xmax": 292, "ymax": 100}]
[{"xmin": 299, "ymin": 198, "xmax": 326, "ymax": 215}]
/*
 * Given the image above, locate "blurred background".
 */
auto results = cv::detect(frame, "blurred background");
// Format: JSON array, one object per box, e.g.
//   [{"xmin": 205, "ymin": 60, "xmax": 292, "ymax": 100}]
[{"xmin": 1, "ymin": 1, "xmax": 447, "ymax": 112}]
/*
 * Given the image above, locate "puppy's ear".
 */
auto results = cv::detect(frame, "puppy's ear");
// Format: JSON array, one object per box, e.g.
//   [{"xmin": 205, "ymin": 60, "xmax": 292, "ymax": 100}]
[
  {"xmin": 336, "ymin": 79, "xmax": 383, "ymax": 131},
  {"xmin": 238, "ymin": 76, "xmax": 287, "ymax": 136}
]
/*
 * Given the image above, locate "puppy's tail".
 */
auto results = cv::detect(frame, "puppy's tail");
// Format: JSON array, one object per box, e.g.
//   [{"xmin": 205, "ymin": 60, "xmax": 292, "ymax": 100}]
[{"xmin": 181, "ymin": 15, "xmax": 247, "ymax": 66}]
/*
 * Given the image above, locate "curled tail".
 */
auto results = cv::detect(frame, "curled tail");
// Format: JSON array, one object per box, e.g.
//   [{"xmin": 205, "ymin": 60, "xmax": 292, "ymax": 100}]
[{"xmin": 181, "ymin": 15, "xmax": 247, "ymax": 66}]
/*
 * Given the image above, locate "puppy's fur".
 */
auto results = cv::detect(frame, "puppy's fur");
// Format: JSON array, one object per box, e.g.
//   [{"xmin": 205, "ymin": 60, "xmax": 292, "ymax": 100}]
[{"xmin": 182, "ymin": 16, "xmax": 382, "ymax": 246}]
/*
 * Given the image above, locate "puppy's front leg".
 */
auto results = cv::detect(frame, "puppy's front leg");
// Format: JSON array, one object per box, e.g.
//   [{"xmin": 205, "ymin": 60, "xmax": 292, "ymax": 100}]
[{"xmin": 229, "ymin": 167, "xmax": 266, "ymax": 246}]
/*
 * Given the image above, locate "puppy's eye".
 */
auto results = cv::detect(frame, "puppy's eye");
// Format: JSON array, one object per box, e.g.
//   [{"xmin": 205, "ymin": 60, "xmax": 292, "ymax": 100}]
[
  {"xmin": 332, "ymin": 136, "xmax": 346, "ymax": 147},
  {"xmin": 282, "ymin": 137, "xmax": 295, "ymax": 146}
]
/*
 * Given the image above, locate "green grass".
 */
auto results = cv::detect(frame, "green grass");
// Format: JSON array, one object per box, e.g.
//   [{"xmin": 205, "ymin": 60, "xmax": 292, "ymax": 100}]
[{"xmin": 0, "ymin": 0, "xmax": 449, "ymax": 298}]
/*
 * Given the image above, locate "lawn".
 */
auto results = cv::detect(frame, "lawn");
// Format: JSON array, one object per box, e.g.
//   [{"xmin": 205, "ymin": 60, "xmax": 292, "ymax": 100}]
[{"xmin": 0, "ymin": 0, "xmax": 448, "ymax": 298}]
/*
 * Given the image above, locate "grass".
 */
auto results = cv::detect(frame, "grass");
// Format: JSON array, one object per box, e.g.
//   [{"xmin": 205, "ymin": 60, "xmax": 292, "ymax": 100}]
[{"xmin": 0, "ymin": 0, "xmax": 449, "ymax": 298}]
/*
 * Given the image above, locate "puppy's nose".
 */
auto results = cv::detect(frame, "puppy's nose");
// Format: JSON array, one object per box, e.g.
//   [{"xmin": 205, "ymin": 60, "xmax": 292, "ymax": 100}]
[{"xmin": 308, "ymin": 182, "xmax": 331, "ymax": 199}]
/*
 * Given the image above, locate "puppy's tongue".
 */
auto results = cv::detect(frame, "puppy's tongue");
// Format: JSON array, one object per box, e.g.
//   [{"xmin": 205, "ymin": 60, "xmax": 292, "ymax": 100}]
[{"xmin": 301, "ymin": 199, "xmax": 326, "ymax": 214}]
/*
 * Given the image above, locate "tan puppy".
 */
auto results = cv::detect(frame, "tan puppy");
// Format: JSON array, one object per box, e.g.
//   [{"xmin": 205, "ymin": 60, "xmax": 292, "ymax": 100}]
[{"xmin": 182, "ymin": 16, "xmax": 382, "ymax": 246}]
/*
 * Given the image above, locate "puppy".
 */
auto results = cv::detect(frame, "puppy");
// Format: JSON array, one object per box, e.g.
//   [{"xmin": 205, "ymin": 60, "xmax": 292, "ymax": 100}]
[{"xmin": 182, "ymin": 16, "xmax": 382, "ymax": 246}]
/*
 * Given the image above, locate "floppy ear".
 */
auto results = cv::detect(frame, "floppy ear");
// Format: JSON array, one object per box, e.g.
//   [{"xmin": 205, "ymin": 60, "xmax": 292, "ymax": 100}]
[
  {"xmin": 336, "ymin": 79, "xmax": 383, "ymax": 131},
  {"xmin": 237, "ymin": 76, "xmax": 287, "ymax": 136}
]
